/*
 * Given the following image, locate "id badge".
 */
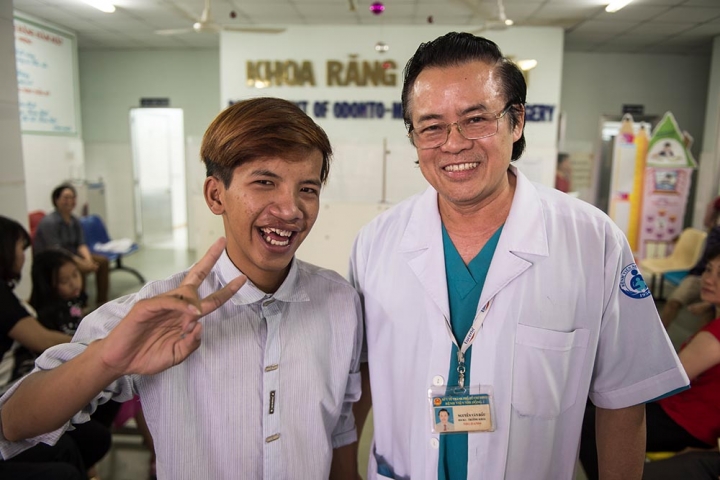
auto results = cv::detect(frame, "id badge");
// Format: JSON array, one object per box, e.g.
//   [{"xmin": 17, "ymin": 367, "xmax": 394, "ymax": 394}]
[{"xmin": 428, "ymin": 385, "xmax": 496, "ymax": 434}]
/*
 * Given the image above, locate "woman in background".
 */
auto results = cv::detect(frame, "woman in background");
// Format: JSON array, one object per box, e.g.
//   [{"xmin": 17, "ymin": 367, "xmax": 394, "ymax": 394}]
[{"xmin": 0, "ymin": 215, "xmax": 110, "ymax": 479}]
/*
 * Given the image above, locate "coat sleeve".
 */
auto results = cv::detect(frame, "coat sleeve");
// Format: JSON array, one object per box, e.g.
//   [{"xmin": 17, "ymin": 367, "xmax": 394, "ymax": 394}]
[{"xmin": 588, "ymin": 228, "xmax": 689, "ymax": 409}]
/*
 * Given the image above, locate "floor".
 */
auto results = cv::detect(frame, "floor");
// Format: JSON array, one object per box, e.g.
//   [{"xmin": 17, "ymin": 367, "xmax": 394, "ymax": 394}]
[{"xmin": 87, "ymin": 251, "xmax": 700, "ymax": 479}]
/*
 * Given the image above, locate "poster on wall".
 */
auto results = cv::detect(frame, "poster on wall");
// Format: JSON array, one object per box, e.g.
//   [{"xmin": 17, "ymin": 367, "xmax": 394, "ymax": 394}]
[
  {"xmin": 638, "ymin": 112, "xmax": 697, "ymax": 259},
  {"xmin": 14, "ymin": 16, "xmax": 77, "ymax": 135}
]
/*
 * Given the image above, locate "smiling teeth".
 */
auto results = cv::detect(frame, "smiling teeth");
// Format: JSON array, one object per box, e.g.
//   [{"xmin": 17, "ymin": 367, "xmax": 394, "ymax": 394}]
[
  {"xmin": 261, "ymin": 227, "xmax": 292, "ymax": 247},
  {"xmin": 445, "ymin": 163, "xmax": 478, "ymax": 172},
  {"xmin": 265, "ymin": 236, "xmax": 289, "ymax": 246},
  {"xmin": 261, "ymin": 227, "xmax": 292, "ymax": 237}
]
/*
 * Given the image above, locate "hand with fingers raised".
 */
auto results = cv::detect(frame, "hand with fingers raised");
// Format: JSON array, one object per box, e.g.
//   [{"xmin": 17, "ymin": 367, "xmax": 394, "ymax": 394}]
[{"xmin": 97, "ymin": 237, "xmax": 246, "ymax": 377}]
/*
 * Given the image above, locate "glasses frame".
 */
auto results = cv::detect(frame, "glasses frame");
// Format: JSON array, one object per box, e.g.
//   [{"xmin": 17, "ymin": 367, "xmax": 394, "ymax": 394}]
[{"xmin": 408, "ymin": 104, "xmax": 514, "ymax": 150}]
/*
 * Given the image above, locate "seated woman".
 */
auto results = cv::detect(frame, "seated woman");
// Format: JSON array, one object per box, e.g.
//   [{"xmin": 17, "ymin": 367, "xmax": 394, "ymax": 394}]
[
  {"xmin": 0, "ymin": 216, "xmax": 110, "ymax": 478},
  {"xmin": 580, "ymin": 243, "xmax": 720, "ymax": 480}
]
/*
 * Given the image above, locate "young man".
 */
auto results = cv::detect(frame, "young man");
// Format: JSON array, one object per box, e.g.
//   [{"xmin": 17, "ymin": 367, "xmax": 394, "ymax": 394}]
[
  {"xmin": 0, "ymin": 98, "xmax": 363, "ymax": 480},
  {"xmin": 350, "ymin": 33, "xmax": 688, "ymax": 480}
]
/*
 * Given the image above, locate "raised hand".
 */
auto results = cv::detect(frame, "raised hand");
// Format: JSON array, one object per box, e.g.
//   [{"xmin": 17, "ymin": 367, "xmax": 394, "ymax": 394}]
[{"xmin": 98, "ymin": 237, "xmax": 246, "ymax": 377}]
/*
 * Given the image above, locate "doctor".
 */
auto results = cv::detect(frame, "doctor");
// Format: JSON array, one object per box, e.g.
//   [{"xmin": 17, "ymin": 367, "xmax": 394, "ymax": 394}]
[{"xmin": 350, "ymin": 32, "xmax": 689, "ymax": 480}]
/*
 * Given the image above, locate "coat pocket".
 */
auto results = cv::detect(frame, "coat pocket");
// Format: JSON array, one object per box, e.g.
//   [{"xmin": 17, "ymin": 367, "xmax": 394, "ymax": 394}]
[{"xmin": 512, "ymin": 325, "xmax": 590, "ymax": 418}]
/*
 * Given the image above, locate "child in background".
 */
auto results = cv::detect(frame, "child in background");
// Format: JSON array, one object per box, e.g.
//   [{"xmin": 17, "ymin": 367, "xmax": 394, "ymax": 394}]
[
  {"xmin": 30, "ymin": 249, "xmax": 88, "ymax": 336},
  {"xmin": 30, "ymin": 249, "xmax": 158, "ymax": 479}
]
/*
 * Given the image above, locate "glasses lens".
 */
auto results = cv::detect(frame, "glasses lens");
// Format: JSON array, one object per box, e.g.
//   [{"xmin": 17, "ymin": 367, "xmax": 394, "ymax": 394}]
[
  {"xmin": 413, "ymin": 127, "xmax": 446, "ymax": 148},
  {"xmin": 460, "ymin": 115, "xmax": 498, "ymax": 140}
]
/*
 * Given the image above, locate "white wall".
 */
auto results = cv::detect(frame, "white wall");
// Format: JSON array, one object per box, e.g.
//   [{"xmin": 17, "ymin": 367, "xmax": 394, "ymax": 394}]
[
  {"xmin": 0, "ymin": 2, "xmax": 30, "ymax": 297},
  {"xmin": 79, "ymin": 48, "xmax": 220, "ymax": 243},
  {"xmin": 221, "ymin": 26, "xmax": 565, "ymax": 198},
  {"xmin": 13, "ymin": 11, "xmax": 85, "ymax": 215},
  {"xmin": 561, "ymin": 51, "xmax": 709, "ymax": 167},
  {"xmin": 694, "ymin": 38, "xmax": 720, "ymax": 228}
]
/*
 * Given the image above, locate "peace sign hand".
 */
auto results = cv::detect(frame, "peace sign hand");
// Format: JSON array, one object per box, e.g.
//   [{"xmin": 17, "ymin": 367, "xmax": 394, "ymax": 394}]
[{"xmin": 98, "ymin": 237, "xmax": 246, "ymax": 378}]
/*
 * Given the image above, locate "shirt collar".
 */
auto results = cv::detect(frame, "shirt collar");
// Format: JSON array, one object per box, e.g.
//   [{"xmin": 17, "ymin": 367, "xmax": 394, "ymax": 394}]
[{"xmin": 214, "ymin": 250, "xmax": 310, "ymax": 306}]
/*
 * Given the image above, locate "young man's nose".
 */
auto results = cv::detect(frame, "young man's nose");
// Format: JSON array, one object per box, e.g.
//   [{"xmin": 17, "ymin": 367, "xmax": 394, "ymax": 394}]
[{"xmin": 270, "ymin": 191, "xmax": 302, "ymax": 220}]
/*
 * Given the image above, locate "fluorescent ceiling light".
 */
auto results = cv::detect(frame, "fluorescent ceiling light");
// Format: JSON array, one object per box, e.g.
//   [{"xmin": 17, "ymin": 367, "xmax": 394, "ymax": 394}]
[
  {"xmin": 606, "ymin": 0, "xmax": 633, "ymax": 13},
  {"xmin": 81, "ymin": 0, "xmax": 116, "ymax": 13}
]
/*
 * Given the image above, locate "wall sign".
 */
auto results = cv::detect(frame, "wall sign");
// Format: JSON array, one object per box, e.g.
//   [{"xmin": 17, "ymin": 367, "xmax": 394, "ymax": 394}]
[{"xmin": 14, "ymin": 16, "xmax": 77, "ymax": 135}]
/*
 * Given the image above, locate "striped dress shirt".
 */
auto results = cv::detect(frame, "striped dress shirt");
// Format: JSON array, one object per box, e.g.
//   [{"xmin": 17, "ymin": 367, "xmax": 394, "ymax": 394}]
[{"xmin": 0, "ymin": 251, "xmax": 363, "ymax": 479}]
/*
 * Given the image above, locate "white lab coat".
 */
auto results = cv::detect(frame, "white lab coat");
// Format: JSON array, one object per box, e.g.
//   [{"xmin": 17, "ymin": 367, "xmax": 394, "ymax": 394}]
[{"xmin": 350, "ymin": 166, "xmax": 688, "ymax": 480}]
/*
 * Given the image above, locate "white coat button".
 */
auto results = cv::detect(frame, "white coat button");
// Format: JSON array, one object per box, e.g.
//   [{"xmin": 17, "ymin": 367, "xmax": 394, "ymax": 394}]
[
  {"xmin": 432, "ymin": 375, "xmax": 444, "ymax": 386},
  {"xmin": 430, "ymin": 438, "xmax": 439, "ymax": 449}
]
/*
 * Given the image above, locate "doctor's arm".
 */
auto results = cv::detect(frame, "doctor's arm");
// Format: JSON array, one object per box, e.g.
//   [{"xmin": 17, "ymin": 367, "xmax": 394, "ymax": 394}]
[{"xmin": 595, "ymin": 404, "xmax": 646, "ymax": 480}]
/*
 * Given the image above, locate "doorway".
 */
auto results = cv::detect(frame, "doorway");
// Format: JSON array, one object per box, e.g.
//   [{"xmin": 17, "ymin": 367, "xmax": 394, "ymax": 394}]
[{"xmin": 130, "ymin": 108, "xmax": 187, "ymax": 248}]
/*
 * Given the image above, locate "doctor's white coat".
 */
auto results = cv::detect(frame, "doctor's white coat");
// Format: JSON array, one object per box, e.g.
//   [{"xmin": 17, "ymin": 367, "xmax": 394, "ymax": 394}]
[{"xmin": 350, "ymin": 166, "xmax": 688, "ymax": 480}]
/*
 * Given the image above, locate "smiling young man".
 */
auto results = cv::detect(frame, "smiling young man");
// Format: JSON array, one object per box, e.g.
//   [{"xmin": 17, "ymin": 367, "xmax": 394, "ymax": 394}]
[
  {"xmin": 350, "ymin": 33, "xmax": 688, "ymax": 480},
  {"xmin": 0, "ymin": 98, "xmax": 363, "ymax": 480}
]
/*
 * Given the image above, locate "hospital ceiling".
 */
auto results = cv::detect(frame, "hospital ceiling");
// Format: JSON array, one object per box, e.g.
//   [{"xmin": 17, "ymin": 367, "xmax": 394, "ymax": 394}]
[{"xmin": 11, "ymin": 0, "xmax": 720, "ymax": 55}]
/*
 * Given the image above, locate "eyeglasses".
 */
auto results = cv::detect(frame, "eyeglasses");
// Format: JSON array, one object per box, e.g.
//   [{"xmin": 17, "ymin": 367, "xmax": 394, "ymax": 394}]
[{"xmin": 408, "ymin": 105, "xmax": 513, "ymax": 150}]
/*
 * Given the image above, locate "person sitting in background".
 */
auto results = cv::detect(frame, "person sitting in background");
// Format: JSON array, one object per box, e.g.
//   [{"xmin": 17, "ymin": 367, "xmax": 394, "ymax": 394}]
[
  {"xmin": 0, "ymin": 216, "xmax": 109, "ymax": 478},
  {"xmin": 30, "ymin": 247, "xmax": 158, "ymax": 479},
  {"xmin": 33, "ymin": 184, "xmax": 110, "ymax": 306},
  {"xmin": 555, "ymin": 152, "xmax": 571, "ymax": 193},
  {"xmin": 30, "ymin": 249, "xmax": 88, "ymax": 335},
  {"xmin": 660, "ymin": 195, "xmax": 720, "ymax": 328},
  {"xmin": 580, "ymin": 243, "xmax": 720, "ymax": 480}
]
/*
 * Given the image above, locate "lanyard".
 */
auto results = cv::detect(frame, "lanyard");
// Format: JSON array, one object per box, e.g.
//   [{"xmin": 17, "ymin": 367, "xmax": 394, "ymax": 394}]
[{"xmin": 442, "ymin": 298, "xmax": 493, "ymax": 389}]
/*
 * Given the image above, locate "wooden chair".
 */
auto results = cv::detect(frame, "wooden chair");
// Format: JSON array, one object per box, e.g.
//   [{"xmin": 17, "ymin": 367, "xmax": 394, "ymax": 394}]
[{"xmin": 640, "ymin": 228, "xmax": 707, "ymax": 299}]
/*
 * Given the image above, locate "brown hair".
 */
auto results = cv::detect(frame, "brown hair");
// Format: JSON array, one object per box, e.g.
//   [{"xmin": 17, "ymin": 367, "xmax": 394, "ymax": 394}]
[{"xmin": 201, "ymin": 97, "xmax": 332, "ymax": 187}]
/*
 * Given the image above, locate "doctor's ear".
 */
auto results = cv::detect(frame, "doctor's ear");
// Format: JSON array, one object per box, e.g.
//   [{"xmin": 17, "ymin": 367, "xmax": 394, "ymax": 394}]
[{"xmin": 204, "ymin": 176, "xmax": 225, "ymax": 215}]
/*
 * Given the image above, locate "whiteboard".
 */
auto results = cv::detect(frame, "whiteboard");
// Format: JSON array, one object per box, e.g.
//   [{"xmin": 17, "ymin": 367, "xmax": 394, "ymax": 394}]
[{"xmin": 14, "ymin": 15, "xmax": 77, "ymax": 135}]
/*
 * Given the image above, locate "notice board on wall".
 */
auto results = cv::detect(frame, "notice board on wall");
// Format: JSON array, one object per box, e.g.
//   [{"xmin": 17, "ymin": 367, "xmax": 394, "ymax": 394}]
[{"xmin": 14, "ymin": 15, "xmax": 77, "ymax": 135}]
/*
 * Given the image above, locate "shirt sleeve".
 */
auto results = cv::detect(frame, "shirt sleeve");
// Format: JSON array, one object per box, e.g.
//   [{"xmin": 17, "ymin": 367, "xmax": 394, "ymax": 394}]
[
  {"xmin": 588, "ymin": 228, "xmax": 690, "ymax": 409},
  {"xmin": 330, "ymin": 291, "xmax": 364, "ymax": 449},
  {"xmin": 348, "ymin": 233, "xmax": 369, "ymax": 364},
  {"xmin": 73, "ymin": 217, "xmax": 86, "ymax": 247},
  {"xmin": 0, "ymin": 297, "xmax": 138, "ymax": 460}
]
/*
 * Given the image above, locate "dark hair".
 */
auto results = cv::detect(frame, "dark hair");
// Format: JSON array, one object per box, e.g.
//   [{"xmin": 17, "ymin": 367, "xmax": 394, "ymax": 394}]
[
  {"xmin": 439, "ymin": 408, "xmax": 449, "ymax": 415},
  {"xmin": 51, "ymin": 184, "xmax": 77, "ymax": 209},
  {"xmin": 704, "ymin": 244, "xmax": 720, "ymax": 266},
  {"xmin": 201, "ymin": 97, "xmax": 333, "ymax": 187},
  {"xmin": 29, "ymin": 249, "xmax": 77, "ymax": 311},
  {"xmin": 0, "ymin": 216, "xmax": 31, "ymax": 283},
  {"xmin": 401, "ymin": 32, "xmax": 527, "ymax": 160},
  {"xmin": 558, "ymin": 152, "xmax": 570, "ymax": 165}
]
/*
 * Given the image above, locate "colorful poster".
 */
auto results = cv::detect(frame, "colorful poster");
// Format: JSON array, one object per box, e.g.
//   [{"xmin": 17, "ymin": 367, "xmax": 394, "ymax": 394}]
[{"xmin": 638, "ymin": 112, "xmax": 697, "ymax": 259}]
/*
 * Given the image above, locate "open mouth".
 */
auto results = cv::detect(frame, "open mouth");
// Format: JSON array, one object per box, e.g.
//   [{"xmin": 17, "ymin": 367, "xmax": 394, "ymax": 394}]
[
  {"xmin": 259, "ymin": 227, "xmax": 296, "ymax": 247},
  {"xmin": 443, "ymin": 162, "xmax": 479, "ymax": 172}
]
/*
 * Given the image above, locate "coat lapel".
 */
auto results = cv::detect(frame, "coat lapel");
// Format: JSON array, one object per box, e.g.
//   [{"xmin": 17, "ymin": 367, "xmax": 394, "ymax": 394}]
[
  {"xmin": 398, "ymin": 187, "xmax": 451, "ymax": 320},
  {"xmin": 478, "ymin": 166, "xmax": 550, "ymax": 308}
]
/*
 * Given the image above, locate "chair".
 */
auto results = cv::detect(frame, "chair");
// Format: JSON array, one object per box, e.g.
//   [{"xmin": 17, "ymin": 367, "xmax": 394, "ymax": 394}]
[
  {"xmin": 639, "ymin": 228, "xmax": 707, "ymax": 299},
  {"xmin": 28, "ymin": 210, "xmax": 46, "ymax": 242},
  {"xmin": 79, "ymin": 215, "xmax": 145, "ymax": 284}
]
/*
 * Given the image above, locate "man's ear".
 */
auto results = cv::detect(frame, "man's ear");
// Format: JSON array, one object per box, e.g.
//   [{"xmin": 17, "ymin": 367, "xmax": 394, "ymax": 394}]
[{"xmin": 204, "ymin": 176, "xmax": 225, "ymax": 215}]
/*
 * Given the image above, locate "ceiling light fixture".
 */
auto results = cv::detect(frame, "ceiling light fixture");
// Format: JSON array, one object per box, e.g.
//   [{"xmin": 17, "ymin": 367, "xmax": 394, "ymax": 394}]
[
  {"xmin": 605, "ymin": 0, "xmax": 633, "ymax": 13},
  {"xmin": 81, "ymin": 0, "xmax": 116, "ymax": 13}
]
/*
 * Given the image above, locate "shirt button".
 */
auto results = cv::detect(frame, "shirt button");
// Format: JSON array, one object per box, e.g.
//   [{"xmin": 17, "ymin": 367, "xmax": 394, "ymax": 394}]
[
  {"xmin": 432, "ymin": 375, "xmax": 444, "ymax": 386},
  {"xmin": 430, "ymin": 438, "xmax": 439, "ymax": 449}
]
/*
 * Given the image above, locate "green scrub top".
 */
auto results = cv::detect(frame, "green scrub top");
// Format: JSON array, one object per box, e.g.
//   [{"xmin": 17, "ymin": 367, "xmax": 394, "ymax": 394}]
[{"xmin": 439, "ymin": 224, "xmax": 503, "ymax": 480}]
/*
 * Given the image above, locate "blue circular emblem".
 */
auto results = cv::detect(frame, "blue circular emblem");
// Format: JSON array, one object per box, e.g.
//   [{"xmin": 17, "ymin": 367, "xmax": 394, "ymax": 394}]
[{"xmin": 619, "ymin": 263, "xmax": 651, "ymax": 299}]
